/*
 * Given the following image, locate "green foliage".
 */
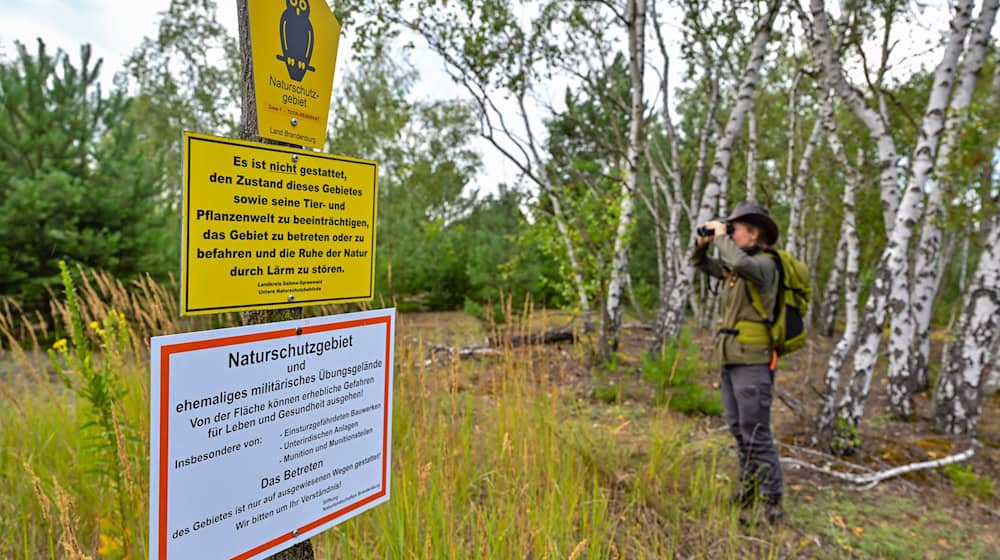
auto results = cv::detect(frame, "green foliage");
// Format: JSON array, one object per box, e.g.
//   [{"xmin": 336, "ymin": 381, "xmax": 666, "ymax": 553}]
[
  {"xmin": 831, "ymin": 416, "xmax": 862, "ymax": 456},
  {"xmin": 641, "ymin": 328, "xmax": 722, "ymax": 416},
  {"xmin": 119, "ymin": 0, "xmax": 239, "ymax": 206},
  {"xmin": 0, "ymin": 40, "xmax": 172, "ymax": 307},
  {"xmin": 788, "ymin": 492, "xmax": 993, "ymax": 559},
  {"xmin": 328, "ymin": 46, "xmax": 561, "ymax": 311},
  {"xmin": 47, "ymin": 261, "xmax": 139, "ymax": 556},
  {"xmin": 943, "ymin": 464, "xmax": 997, "ymax": 502}
]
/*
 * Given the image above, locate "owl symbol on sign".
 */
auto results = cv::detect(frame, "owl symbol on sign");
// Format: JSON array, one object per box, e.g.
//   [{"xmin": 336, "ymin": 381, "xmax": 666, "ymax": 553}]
[{"xmin": 276, "ymin": 0, "xmax": 316, "ymax": 82}]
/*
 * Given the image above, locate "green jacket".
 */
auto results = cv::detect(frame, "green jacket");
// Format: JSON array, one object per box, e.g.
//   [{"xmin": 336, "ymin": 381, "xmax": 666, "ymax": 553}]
[{"xmin": 691, "ymin": 236, "xmax": 779, "ymax": 365}]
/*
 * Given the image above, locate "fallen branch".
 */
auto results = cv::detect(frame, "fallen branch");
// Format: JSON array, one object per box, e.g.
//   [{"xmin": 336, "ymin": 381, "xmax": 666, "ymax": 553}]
[
  {"xmin": 781, "ymin": 443, "xmax": 874, "ymax": 474},
  {"xmin": 423, "ymin": 345, "xmax": 503, "ymax": 366},
  {"xmin": 781, "ymin": 446, "xmax": 975, "ymax": 486},
  {"xmin": 490, "ymin": 326, "xmax": 576, "ymax": 347}
]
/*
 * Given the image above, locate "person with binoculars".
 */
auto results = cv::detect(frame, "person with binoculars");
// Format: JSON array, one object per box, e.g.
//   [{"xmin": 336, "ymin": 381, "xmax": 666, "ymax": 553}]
[{"xmin": 691, "ymin": 202, "xmax": 784, "ymax": 525}]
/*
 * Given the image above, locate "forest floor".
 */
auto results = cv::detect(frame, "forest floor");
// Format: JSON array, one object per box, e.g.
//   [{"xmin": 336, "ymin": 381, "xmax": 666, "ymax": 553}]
[{"xmin": 399, "ymin": 310, "xmax": 1000, "ymax": 559}]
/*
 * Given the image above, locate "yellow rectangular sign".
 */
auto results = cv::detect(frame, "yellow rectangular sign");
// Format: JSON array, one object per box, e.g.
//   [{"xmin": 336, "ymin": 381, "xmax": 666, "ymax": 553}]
[
  {"xmin": 181, "ymin": 132, "xmax": 378, "ymax": 315},
  {"xmin": 249, "ymin": 0, "xmax": 341, "ymax": 149}
]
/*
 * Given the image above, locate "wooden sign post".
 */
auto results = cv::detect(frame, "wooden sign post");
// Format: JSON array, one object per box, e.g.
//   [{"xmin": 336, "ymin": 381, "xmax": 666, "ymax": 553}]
[{"xmin": 236, "ymin": 1, "xmax": 343, "ymax": 557}]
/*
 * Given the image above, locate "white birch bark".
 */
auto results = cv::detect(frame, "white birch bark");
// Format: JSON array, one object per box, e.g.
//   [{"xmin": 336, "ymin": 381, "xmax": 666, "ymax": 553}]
[
  {"xmin": 884, "ymin": 0, "xmax": 976, "ymax": 418},
  {"xmin": 658, "ymin": 0, "xmax": 782, "ymax": 340},
  {"xmin": 910, "ymin": 0, "xmax": 999, "ymax": 392},
  {"xmin": 933, "ymin": 210, "xmax": 1000, "ymax": 434},
  {"xmin": 809, "ymin": 0, "xmax": 899, "ymax": 237},
  {"xmin": 784, "ymin": 73, "xmax": 802, "ymax": 253},
  {"xmin": 689, "ymin": 77, "xmax": 719, "ymax": 219},
  {"xmin": 810, "ymin": 0, "xmax": 974, "ymax": 430},
  {"xmin": 984, "ymin": 330, "xmax": 1000, "ymax": 395},
  {"xmin": 787, "ymin": 113, "xmax": 825, "ymax": 256},
  {"xmin": 815, "ymin": 94, "xmax": 861, "ymax": 438},
  {"xmin": 602, "ymin": 0, "xmax": 646, "ymax": 360},
  {"xmin": 649, "ymin": 2, "xmax": 692, "ymax": 349}
]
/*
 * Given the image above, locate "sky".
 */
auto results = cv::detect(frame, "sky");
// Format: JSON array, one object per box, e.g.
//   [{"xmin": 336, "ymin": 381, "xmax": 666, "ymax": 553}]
[
  {"xmin": 0, "ymin": 0, "xmax": 184, "ymax": 88},
  {"xmin": 0, "ymin": 0, "xmax": 521, "ymax": 195}
]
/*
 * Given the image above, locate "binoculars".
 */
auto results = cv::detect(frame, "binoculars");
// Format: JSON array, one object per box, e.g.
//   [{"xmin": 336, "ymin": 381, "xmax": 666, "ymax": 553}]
[{"xmin": 697, "ymin": 222, "xmax": 734, "ymax": 237}]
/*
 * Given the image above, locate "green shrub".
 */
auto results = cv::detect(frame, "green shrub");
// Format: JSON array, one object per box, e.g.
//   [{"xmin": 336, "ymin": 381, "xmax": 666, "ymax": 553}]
[
  {"xmin": 642, "ymin": 328, "xmax": 721, "ymax": 416},
  {"xmin": 944, "ymin": 464, "xmax": 997, "ymax": 502},
  {"xmin": 831, "ymin": 416, "xmax": 862, "ymax": 456}
]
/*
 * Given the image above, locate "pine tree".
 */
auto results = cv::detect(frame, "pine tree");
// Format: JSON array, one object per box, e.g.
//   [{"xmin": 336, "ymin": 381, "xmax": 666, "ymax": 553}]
[{"xmin": 0, "ymin": 40, "xmax": 170, "ymax": 305}]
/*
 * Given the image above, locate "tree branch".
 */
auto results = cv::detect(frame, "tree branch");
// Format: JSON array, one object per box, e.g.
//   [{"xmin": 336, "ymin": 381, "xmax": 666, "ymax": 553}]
[{"xmin": 782, "ymin": 446, "xmax": 975, "ymax": 486}]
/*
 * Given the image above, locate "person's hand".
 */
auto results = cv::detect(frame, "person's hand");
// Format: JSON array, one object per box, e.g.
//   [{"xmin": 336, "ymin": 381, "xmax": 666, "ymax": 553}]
[
  {"xmin": 697, "ymin": 220, "xmax": 725, "ymax": 246},
  {"xmin": 707, "ymin": 220, "xmax": 728, "ymax": 238}
]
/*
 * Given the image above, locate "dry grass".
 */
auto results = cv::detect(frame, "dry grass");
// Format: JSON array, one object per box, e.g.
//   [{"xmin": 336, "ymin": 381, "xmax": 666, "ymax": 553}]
[{"xmin": 4, "ymin": 267, "xmax": 993, "ymax": 559}]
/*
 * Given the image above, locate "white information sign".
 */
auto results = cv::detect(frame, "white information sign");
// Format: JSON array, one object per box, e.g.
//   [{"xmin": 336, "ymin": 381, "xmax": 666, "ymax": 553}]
[{"xmin": 149, "ymin": 309, "xmax": 395, "ymax": 560}]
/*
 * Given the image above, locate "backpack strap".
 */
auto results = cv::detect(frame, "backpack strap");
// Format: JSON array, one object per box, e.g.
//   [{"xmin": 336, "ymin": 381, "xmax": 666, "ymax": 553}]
[{"xmin": 745, "ymin": 250, "xmax": 785, "ymax": 370}]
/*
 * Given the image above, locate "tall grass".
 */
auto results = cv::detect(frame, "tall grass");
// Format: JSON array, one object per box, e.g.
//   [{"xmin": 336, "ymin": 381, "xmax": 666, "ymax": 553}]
[{"xmin": 0, "ymin": 267, "xmax": 779, "ymax": 558}]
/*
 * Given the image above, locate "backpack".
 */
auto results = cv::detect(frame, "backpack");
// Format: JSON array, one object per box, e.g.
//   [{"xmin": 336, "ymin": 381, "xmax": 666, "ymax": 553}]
[{"xmin": 746, "ymin": 249, "xmax": 811, "ymax": 357}]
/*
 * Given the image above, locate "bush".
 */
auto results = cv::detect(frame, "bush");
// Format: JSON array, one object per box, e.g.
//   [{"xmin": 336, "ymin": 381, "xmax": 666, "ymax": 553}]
[
  {"xmin": 641, "ymin": 328, "xmax": 722, "ymax": 416},
  {"xmin": 944, "ymin": 464, "xmax": 997, "ymax": 502}
]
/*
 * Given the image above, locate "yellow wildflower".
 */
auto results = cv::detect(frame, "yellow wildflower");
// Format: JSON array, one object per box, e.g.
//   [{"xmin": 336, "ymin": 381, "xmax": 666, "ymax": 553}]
[
  {"xmin": 89, "ymin": 321, "xmax": 100, "ymax": 331},
  {"xmin": 52, "ymin": 338, "xmax": 68, "ymax": 351}
]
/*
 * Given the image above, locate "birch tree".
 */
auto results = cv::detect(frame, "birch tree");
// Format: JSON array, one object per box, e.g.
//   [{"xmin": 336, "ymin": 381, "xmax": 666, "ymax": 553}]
[
  {"xmin": 601, "ymin": 0, "xmax": 647, "ymax": 361},
  {"xmin": 784, "ymin": 98, "xmax": 825, "ymax": 258},
  {"xmin": 809, "ymin": 0, "xmax": 900, "ymax": 238},
  {"xmin": 933, "ymin": 210, "xmax": 1000, "ymax": 434},
  {"xmin": 815, "ymin": 97, "xmax": 862, "ymax": 438},
  {"xmin": 909, "ymin": 0, "xmax": 999, "ymax": 393},
  {"xmin": 881, "ymin": 0, "xmax": 976, "ymax": 418},
  {"xmin": 811, "ymin": 0, "xmax": 975, "ymax": 440},
  {"xmin": 645, "ymin": 0, "xmax": 693, "ymax": 347}
]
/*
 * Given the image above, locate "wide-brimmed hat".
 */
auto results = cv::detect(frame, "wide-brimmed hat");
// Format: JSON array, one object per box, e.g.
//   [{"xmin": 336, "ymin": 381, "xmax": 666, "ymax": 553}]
[{"xmin": 726, "ymin": 202, "xmax": 779, "ymax": 245}]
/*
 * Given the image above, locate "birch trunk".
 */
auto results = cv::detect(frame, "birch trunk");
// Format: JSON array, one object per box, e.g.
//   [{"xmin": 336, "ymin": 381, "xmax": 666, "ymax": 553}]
[
  {"xmin": 815, "ymin": 95, "xmax": 861, "ymax": 438},
  {"xmin": 688, "ymin": 77, "xmax": 718, "ymax": 221},
  {"xmin": 809, "ymin": 0, "xmax": 899, "ymax": 238},
  {"xmin": 601, "ymin": 0, "xmax": 646, "ymax": 361},
  {"xmin": 940, "ymin": 234, "xmax": 972, "ymax": 376},
  {"xmin": 557, "ymin": 193, "xmax": 593, "ymax": 321},
  {"xmin": 657, "ymin": 0, "xmax": 782, "ymax": 341},
  {"xmin": 884, "ymin": 0, "xmax": 975, "ymax": 418},
  {"xmin": 984, "ymin": 331, "xmax": 1000, "ymax": 396},
  {"xmin": 787, "ymin": 113, "xmax": 825, "ymax": 256},
  {"xmin": 783, "ymin": 73, "xmax": 801, "ymax": 253},
  {"xmin": 649, "ymin": 2, "xmax": 690, "ymax": 350},
  {"xmin": 819, "ymin": 234, "xmax": 846, "ymax": 336},
  {"xmin": 933, "ymin": 210, "xmax": 1000, "ymax": 434},
  {"xmin": 910, "ymin": 0, "xmax": 999, "ymax": 392},
  {"xmin": 785, "ymin": 72, "xmax": 802, "ymax": 219}
]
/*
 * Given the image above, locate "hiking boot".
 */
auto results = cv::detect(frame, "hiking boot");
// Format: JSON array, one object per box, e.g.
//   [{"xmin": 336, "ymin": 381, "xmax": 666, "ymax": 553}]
[
  {"xmin": 763, "ymin": 494, "xmax": 784, "ymax": 525},
  {"xmin": 731, "ymin": 486, "xmax": 756, "ymax": 509},
  {"xmin": 738, "ymin": 510, "xmax": 753, "ymax": 527}
]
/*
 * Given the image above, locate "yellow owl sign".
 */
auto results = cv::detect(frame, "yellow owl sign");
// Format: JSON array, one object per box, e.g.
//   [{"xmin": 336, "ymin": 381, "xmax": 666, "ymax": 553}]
[
  {"xmin": 181, "ymin": 132, "xmax": 378, "ymax": 315},
  {"xmin": 248, "ymin": 0, "xmax": 341, "ymax": 150}
]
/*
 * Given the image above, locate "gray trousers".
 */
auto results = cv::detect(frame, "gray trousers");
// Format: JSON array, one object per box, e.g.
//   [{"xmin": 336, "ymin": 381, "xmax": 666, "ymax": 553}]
[{"xmin": 720, "ymin": 364, "xmax": 783, "ymax": 498}]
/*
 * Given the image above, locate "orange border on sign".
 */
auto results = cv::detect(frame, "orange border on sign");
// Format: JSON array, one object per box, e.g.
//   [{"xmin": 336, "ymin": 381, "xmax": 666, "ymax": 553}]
[{"xmin": 156, "ymin": 314, "xmax": 393, "ymax": 560}]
